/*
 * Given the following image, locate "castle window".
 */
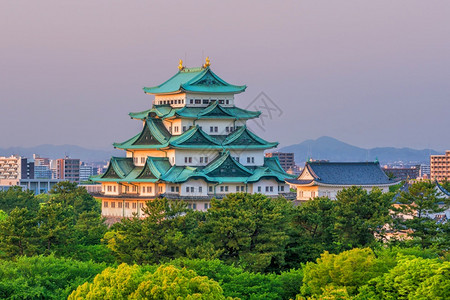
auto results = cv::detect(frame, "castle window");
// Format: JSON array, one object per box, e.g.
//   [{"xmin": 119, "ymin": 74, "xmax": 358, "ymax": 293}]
[
  {"xmin": 209, "ymin": 186, "xmax": 213, "ymax": 193},
  {"xmin": 214, "ymin": 127, "xmax": 218, "ymax": 132},
  {"xmin": 111, "ymin": 202, "xmax": 115, "ymax": 208},
  {"xmin": 219, "ymin": 100, "xmax": 224, "ymax": 104},
  {"xmin": 190, "ymin": 99, "xmax": 193, "ymax": 104},
  {"xmin": 147, "ymin": 186, "xmax": 152, "ymax": 193},
  {"xmin": 125, "ymin": 202, "xmax": 129, "ymax": 208},
  {"xmin": 204, "ymin": 203, "xmax": 208, "ymax": 209},
  {"xmin": 104, "ymin": 201, "xmax": 108, "ymax": 208},
  {"xmin": 183, "ymin": 126, "xmax": 186, "ymax": 132},
  {"xmin": 186, "ymin": 187, "xmax": 189, "ymax": 193},
  {"xmin": 210, "ymin": 126, "xmax": 213, "ymax": 132},
  {"xmin": 176, "ymin": 186, "xmax": 179, "ymax": 192},
  {"xmin": 199, "ymin": 187, "xmax": 202, "ymax": 193},
  {"xmin": 226, "ymin": 100, "xmax": 229, "ymax": 105},
  {"xmin": 258, "ymin": 186, "xmax": 261, "ymax": 192},
  {"xmin": 171, "ymin": 186, "xmax": 175, "ymax": 192},
  {"xmin": 203, "ymin": 99, "xmax": 209, "ymax": 104},
  {"xmin": 205, "ymin": 157, "xmax": 208, "ymax": 163},
  {"xmin": 132, "ymin": 203, "xmax": 137, "ymax": 209},
  {"xmin": 190, "ymin": 187, "xmax": 194, "ymax": 192},
  {"xmin": 195, "ymin": 99, "xmax": 201, "ymax": 104},
  {"xmin": 193, "ymin": 203, "xmax": 197, "ymax": 209},
  {"xmin": 118, "ymin": 202, "xmax": 122, "ymax": 208}
]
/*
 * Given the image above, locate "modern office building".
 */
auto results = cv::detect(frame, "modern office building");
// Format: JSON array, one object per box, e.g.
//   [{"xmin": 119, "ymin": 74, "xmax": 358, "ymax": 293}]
[
  {"xmin": 34, "ymin": 165, "xmax": 53, "ymax": 179},
  {"xmin": 56, "ymin": 157, "xmax": 80, "ymax": 182},
  {"xmin": 91, "ymin": 59, "xmax": 295, "ymax": 218},
  {"xmin": 80, "ymin": 164, "xmax": 95, "ymax": 182},
  {"xmin": 265, "ymin": 152, "xmax": 296, "ymax": 172},
  {"xmin": 430, "ymin": 151, "xmax": 450, "ymax": 182},
  {"xmin": 382, "ymin": 165, "xmax": 420, "ymax": 181}
]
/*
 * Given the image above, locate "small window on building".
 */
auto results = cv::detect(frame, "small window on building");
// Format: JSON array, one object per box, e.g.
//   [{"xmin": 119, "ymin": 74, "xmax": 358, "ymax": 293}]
[
  {"xmin": 111, "ymin": 202, "xmax": 115, "ymax": 208},
  {"xmin": 251, "ymin": 157, "xmax": 255, "ymax": 163},
  {"xmin": 125, "ymin": 202, "xmax": 130, "ymax": 208},
  {"xmin": 204, "ymin": 203, "xmax": 208, "ymax": 209},
  {"xmin": 280, "ymin": 186, "xmax": 285, "ymax": 192},
  {"xmin": 185, "ymin": 157, "xmax": 188, "ymax": 163},
  {"xmin": 104, "ymin": 201, "xmax": 108, "ymax": 208},
  {"xmin": 139, "ymin": 203, "xmax": 143, "ymax": 208},
  {"xmin": 188, "ymin": 157, "xmax": 192, "ymax": 163},
  {"xmin": 265, "ymin": 186, "xmax": 269, "ymax": 192},
  {"xmin": 190, "ymin": 187, "xmax": 194, "ymax": 192},
  {"xmin": 247, "ymin": 157, "xmax": 251, "ymax": 163},
  {"xmin": 203, "ymin": 99, "xmax": 209, "ymax": 104},
  {"xmin": 270, "ymin": 186, "xmax": 273, "ymax": 192},
  {"xmin": 200, "ymin": 157, "xmax": 203, "ymax": 163},
  {"xmin": 214, "ymin": 126, "xmax": 218, "ymax": 132},
  {"xmin": 219, "ymin": 99, "xmax": 224, "ymax": 104},
  {"xmin": 132, "ymin": 203, "xmax": 137, "ymax": 209},
  {"xmin": 209, "ymin": 186, "xmax": 213, "ymax": 193},
  {"xmin": 195, "ymin": 99, "xmax": 201, "ymax": 104},
  {"xmin": 193, "ymin": 203, "xmax": 197, "ymax": 209},
  {"xmin": 118, "ymin": 202, "xmax": 123, "ymax": 208},
  {"xmin": 236, "ymin": 186, "xmax": 239, "ymax": 192},
  {"xmin": 176, "ymin": 186, "xmax": 179, "ymax": 192},
  {"xmin": 225, "ymin": 186, "xmax": 229, "ymax": 192},
  {"xmin": 258, "ymin": 186, "xmax": 261, "ymax": 192},
  {"xmin": 226, "ymin": 100, "xmax": 230, "ymax": 105},
  {"xmin": 183, "ymin": 126, "xmax": 187, "ymax": 132},
  {"xmin": 171, "ymin": 186, "xmax": 175, "ymax": 192},
  {"xmin": 210, "ymin": 126, "xmax": 214, "ymax": 132},
  {"xmin": 147, "ymin": 186, "xmax": 152, "ymax": 193},
  {"xmin": 190, "ymin": 99, "xmax": 193, "ymax": 104},
  {"xmin": 220, "ymin": 186, "xmax": 224, "ymax": 192},
  {"xmin": 186, "ymin": 187, "xmax": 189, "ymax": 193},
  {"xmin": 226, "ymin": 127, "xmax": 229, "ymax": 133},
  {"xmin": 205, "ymin": 157, "xmax": 208, "ymax": 163},
  {"xmin": 113, "ymin": 186, "xmax": 116, "ymax": 192},
  {"xmin": 188, "ymin": 203, "xmax": 192, "ymax": 209},
  {"xmin": 199, "ymin": 187, "xmax": 202, "ymax": 193}
]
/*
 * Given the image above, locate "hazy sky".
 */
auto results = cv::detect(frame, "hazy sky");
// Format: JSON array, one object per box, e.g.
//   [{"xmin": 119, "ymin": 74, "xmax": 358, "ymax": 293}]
[{"xmin": 1, "ymin": 1, "xmax": 449, "ymax": 151}]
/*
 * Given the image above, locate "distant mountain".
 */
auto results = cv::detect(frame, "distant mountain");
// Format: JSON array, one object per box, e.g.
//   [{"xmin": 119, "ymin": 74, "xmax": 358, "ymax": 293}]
[
  {"xmin": 278, "ymin": 136, "xmax": 439, "ymax": 165},
  {"xmin": 0, "ymin": 144, "xmax": 123, "ymax": 162}
]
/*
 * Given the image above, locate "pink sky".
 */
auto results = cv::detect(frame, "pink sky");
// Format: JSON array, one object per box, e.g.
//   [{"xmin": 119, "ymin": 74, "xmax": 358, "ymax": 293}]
[{"xmin": 1, "ymin": 0, "xmax": 449, "ymax": 151}]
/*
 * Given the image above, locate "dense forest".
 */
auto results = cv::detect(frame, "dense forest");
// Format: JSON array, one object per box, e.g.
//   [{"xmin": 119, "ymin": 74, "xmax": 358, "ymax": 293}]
[{"xmin": 0, "ymin": 181, "xmax": 448, "ymax": 299}]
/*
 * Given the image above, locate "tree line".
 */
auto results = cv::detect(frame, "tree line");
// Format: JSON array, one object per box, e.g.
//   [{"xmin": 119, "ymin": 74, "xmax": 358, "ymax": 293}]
[{"xmin": 0, "ymin": 180, "xmax": 448, "ymax": 299}]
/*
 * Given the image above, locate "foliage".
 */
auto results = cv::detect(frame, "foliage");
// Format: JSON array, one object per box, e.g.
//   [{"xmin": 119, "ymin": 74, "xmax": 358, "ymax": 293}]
[
  {"xmin": 0, "ymin": 255, "xmax": 106, "ymax": 300},
  {"xmin": 300, "ymin": 248, "xmax": 387, "ymax": 298},
  {"xmin": 201, "ymin": 193, "xmax": 293, "ymax": 273},
  {"xmin": 0, "ymin": 207, "xmax": 39, "ymax": 257},
  {"xmin": 0, "ymin": 186, "xmax": 39, "ymax": 214},
  {"xmin": 104, "ymin": 198, "xmax": 193, "ymax": 265},
  {"xmin": 290, "ymin": 197, "xmax": 338, "ymax": 263},
  {"xmin": 355, "ymin": 255, "xmax": 450, "ymax": 300},
  {"xmin": 334, "ymin": 187, "xmax": 392, "ymax": 248},
  {"xmin": 68, "ymin": 263, "xmax": 228, "ymax": 299},
  {"xmin": 167, "ymin": 258, "xmax": 303, "ymax": 300},
  {"xmin": 394, "ymin": 181, "xmax": 449, "ymax": 249},
  {"xmin": 0, "ymin": 181, "xmax": 107, "ymax": 259}
]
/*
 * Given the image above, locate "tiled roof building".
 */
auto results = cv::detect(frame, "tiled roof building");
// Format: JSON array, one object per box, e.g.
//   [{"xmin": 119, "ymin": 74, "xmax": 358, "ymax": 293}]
[
  {"xmin": 92, "ymin": 59, "xmax": 295, "ymax": 218},
  {"xmin": 287, "ymin": 161, "xmax": 399, "ymax": 201}
]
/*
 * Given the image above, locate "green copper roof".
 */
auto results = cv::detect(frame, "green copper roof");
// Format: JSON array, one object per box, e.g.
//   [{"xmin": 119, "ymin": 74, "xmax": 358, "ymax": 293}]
[
  {"xmin": 92, "ymin": 153, "xmax": 294, "ymax": 184},
  {"xmin": 143, "ymin": 67, "xmax": 246, "ymax": 95},
  {"xmin": 114, "ymin": 120, "xmax": 277, "ymax": 151},
  {"xmin": 129, "ymin": 102, "xmax": 260, "ymax": 121}
]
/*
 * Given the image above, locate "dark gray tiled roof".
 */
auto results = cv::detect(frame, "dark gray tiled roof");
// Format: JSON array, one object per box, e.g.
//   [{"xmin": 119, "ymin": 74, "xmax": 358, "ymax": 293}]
[
  {"xmin": 307, "ymin": 162, "xmax": 396, "ymax": 185},
  {"xmin": 286, "ymin": 179, "xmax": 314, "ymax": 185}
]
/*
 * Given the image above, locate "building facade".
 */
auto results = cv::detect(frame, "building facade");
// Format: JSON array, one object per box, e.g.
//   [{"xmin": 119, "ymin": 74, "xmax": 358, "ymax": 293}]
[
  {"xmin": 430, "ymin": 151, "xmax": 450, "ymax": 182},
  {"xmin": 382, "ymin": 165, "xmax": 420, "ymax": 181},
  {"xmin": 265, "ymin": 152, "xmax": 296, "ymax": 172},
  {"xmin": 56, "ymin": 157, "xmax": 80, "ymax": 182},
  {"xmin": 287, "ymin": 161, "xmax": 399, "ymax": 201},
  {"xmin": 92, "ymin": 59, "xmax": 295, "ymax": 218}
]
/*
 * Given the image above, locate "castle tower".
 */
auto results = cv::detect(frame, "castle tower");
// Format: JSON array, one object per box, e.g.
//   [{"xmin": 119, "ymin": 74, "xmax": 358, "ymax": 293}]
[{"xmin": 92, "ymin": 59, "xmax": 295, "ymax": 218}]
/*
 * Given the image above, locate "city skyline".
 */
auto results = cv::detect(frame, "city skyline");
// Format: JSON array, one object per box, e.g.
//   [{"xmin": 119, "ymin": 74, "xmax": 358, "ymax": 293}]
[{"xmin": 1, "ymin": 1, "xmax": 449, "ymax": 151}]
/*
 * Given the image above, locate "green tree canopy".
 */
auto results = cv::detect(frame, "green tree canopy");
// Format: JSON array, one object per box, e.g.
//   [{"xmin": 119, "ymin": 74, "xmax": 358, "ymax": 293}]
[
  {"xmin": 0, "ymin": 186, "xmax": 39, "ymax": 214},
  {"xmin": 0, "ymin": 255, "xmax": 106, "ymax": 300},
  {"xmin": 68, "ymin": 263, "xmax": 228, "ymax": 300},
  {"xmin": 201, "ymin": 193, "xmax": 293, "ymax": 273}
]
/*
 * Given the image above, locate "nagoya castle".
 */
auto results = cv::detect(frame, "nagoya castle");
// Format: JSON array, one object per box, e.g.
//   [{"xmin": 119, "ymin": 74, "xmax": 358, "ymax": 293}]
[{"xmin": 93, "ymin": 58, "xmax": 295, "ymax": 218}]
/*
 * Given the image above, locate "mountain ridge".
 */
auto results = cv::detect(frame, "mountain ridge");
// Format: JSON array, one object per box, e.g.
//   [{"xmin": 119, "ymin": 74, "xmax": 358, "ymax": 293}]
[{"xmin": 278, "ymin": 136, "xmax": 439, "ymax": 164}]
